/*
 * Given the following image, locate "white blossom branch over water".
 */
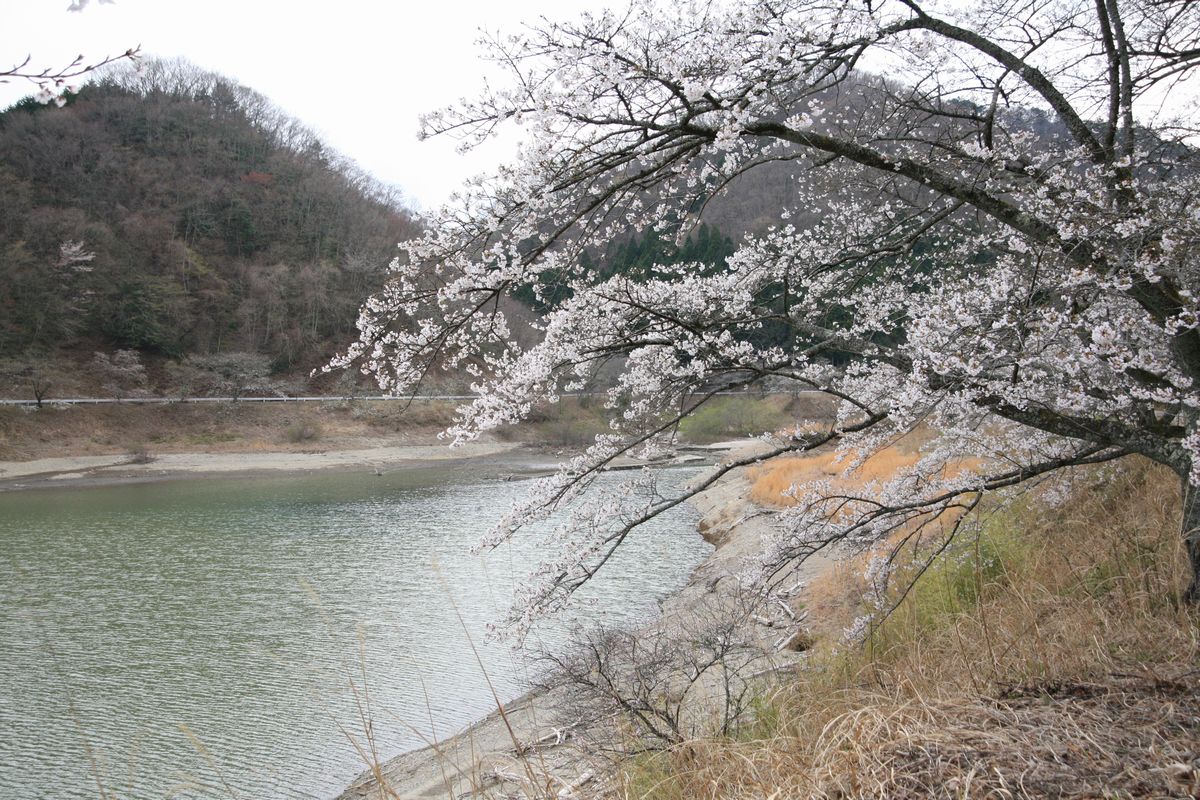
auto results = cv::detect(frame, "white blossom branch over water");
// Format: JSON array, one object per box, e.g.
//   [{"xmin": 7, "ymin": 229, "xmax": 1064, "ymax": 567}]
[{"xmin": 329, "ymin": 0, "xmax": 1200, "ymax": 634}]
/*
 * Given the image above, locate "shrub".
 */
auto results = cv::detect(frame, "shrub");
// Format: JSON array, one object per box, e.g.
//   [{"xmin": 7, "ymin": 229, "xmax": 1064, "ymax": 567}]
[
  {"xmin": 283, "ymin": 421, "xmax": 321, "ymax": 443},
  {"xmin": 125, "ymin": 443, "xmax": 154, "ymax": 464}
]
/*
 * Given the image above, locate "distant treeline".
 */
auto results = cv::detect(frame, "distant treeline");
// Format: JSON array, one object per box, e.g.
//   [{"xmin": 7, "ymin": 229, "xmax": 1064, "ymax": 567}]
[{"xmin": 517, "ymin": 223, "xmax": 738, "ymax": 312}]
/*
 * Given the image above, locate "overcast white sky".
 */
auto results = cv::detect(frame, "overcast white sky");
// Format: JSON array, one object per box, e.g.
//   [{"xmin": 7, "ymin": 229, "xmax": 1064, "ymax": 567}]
[{"xmin": 0, "ymin": 0, "xmax": 611, "ymax": 210}]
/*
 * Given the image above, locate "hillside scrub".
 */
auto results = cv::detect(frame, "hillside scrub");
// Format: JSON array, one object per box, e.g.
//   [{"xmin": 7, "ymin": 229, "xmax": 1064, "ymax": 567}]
[
  {"xmin": 0, "ymin": 58, "xmax": 420, "ymax": 370},
  {"xmin": 492, "ymin": 396, "xmax": 618, "ymax": 448},
  {"xmin": 747, "ymin": 434, "xmax": 983, "ymax": 508},
  {"xmin": 0, "ymin": 399, "xmax": 460, "ymax": 461},
  {"xmin": 619, "ymin": 461, "xmax": 1200, "ymax": 799}
]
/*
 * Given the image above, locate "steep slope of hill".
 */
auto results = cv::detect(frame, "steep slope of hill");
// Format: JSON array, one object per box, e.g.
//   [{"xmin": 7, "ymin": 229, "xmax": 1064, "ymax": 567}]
[{"xmin": 0, "ymin": 59, "xmax": 420, "ymax": 373}]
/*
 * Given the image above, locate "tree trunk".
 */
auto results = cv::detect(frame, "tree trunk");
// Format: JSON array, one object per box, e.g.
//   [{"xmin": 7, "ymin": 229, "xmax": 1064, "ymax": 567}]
[{"xmin": 1183, "ymin": 479, "xmax": 1200, "ymax": 603}]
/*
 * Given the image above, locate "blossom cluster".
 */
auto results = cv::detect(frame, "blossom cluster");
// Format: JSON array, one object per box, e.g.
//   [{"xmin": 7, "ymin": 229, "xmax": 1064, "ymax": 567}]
[{"xmin": 334, "ymin": 0, "xmax": 1200, "ymax": 628}]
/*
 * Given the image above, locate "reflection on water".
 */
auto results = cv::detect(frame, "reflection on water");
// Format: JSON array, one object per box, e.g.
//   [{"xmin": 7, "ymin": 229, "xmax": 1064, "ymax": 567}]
[{"xmin": 0, "ymin": 464, "xmax": 707, "ymax": 799}]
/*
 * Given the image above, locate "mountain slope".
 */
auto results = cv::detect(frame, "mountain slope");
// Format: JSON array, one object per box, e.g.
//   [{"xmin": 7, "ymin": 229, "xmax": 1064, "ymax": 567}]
[{"xmin": 0, "ymin": 59, "xmax": 420, "ymax": 371}]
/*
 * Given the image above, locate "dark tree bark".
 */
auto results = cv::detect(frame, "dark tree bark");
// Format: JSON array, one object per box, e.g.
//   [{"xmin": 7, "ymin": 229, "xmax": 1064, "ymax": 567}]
[{"xmin": 1183, "ymin": 478, "xmax": 1200, "ymax": 603}]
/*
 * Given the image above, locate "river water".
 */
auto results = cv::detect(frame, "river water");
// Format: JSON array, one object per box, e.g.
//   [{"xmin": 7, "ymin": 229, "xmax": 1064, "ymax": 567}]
[{"xmin": 0, "ymin": 463, "xmax": 707, "ymax": 799}]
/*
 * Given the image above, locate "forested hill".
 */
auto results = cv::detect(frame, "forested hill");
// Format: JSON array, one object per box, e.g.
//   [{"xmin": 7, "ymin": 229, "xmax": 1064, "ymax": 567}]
[{"xmin": 0, "ymin": 60, "xmax": 420, "ymax": 374}]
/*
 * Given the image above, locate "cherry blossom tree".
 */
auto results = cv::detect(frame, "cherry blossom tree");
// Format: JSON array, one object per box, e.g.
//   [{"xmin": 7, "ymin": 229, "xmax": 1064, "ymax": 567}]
[
  {"xmin": 2, "ymin": 2, "xmax": 140, "ymax": 107},
  {"xmin": 1, "ymin": 47, "xmax": 140, "ymax": 107},
  {"xmin": 170, "ymin": 352, "xmax": 277, "ymax": 401},
  {"xmin": 336, "ymin": 0, "xmax": 1200, "ymax": 632},
  {"xmin": 92, "ymin": 349, "xmax": 148, "ymax": 401}
]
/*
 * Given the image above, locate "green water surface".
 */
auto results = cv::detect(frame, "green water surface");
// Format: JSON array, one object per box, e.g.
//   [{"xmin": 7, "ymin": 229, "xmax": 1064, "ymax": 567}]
[{"xmin": 0, "ymin": 464, "xmax": 706, "ymax": 799}]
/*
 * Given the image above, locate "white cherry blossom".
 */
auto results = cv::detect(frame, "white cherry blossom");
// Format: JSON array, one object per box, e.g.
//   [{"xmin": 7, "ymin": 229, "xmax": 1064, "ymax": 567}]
[{"xmin": 332, "ymin": 0, "xmax": 1200, "ymax": 634}]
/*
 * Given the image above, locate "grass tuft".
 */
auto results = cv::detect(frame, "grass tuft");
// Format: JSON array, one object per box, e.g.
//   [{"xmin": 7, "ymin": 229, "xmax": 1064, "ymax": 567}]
[{"xmin": 283, "ymin": 421, "xmax": 322, "ymax": 443}]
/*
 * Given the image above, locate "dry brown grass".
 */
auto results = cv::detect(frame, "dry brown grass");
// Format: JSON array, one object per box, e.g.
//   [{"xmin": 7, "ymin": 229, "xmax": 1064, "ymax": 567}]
[
  {"xmin": 620, "ymin": 461, "xmax": 1200, "ymax": 799},
  {"xmin": 494, "ymin": 396, "xmax": 616, "ymax": 447},
  {"xmin": 631, "ymin": 674, "xmax": 1200, "ymax": 799},
  {"xmin": 748, "ymin": 446, "xmax": 920, "ymax": 506},
  {"xmin": 747, "ymin": 437, "xmax": 981, "ymax": 509}
]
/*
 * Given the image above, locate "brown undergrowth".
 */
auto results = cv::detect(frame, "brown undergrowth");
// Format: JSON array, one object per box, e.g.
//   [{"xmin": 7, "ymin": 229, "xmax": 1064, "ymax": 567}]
[{"xmin": 620, "ymin": 460, "xmax": 1200, "ymax": 799}]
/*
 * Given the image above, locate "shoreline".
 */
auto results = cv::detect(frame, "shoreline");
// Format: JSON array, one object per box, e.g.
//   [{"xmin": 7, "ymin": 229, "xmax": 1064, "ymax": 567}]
[
  {"xmin": 0, "ymin": 441, "xmax": 539, "ymax": 492},
  {"xmin": 336, "ymin": 440, "xmax": 831, "ymax": 800},
  {"xmin": 0, "ymin": 440, "xmax": 725, "ymax": 493},
  {"xmin": 0, "ymin": 435, "xmax": 778, "ymax": 799}
]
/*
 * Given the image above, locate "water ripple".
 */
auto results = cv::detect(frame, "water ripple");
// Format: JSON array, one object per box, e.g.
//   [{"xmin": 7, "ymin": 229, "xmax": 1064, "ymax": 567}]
[{"xmin": 0, "ymin": 466, "xmax": 707, "ymax": 799}]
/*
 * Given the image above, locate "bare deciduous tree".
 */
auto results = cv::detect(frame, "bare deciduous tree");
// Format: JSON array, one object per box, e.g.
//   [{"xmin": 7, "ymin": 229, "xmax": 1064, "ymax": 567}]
[
  {"xmin": 0, "ymin": 355, "xmax": 72, "ymax": 407},
  {"xmin": 534, "ymin": 599, "xmax": 767, "ymax": 750}
]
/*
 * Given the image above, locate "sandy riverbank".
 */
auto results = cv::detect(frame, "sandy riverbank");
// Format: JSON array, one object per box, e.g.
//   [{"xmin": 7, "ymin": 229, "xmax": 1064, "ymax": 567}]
[
  {"xmin": 336, "ymin": 440, "xmax": 836, "ymax": 800},
  {"xmin": 0, "ymin": 441, "xmax": 536, "ymax": 490},
  {"xmin": 0, "ymin": 435, "xmax": 722, "ymax": 491}
]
